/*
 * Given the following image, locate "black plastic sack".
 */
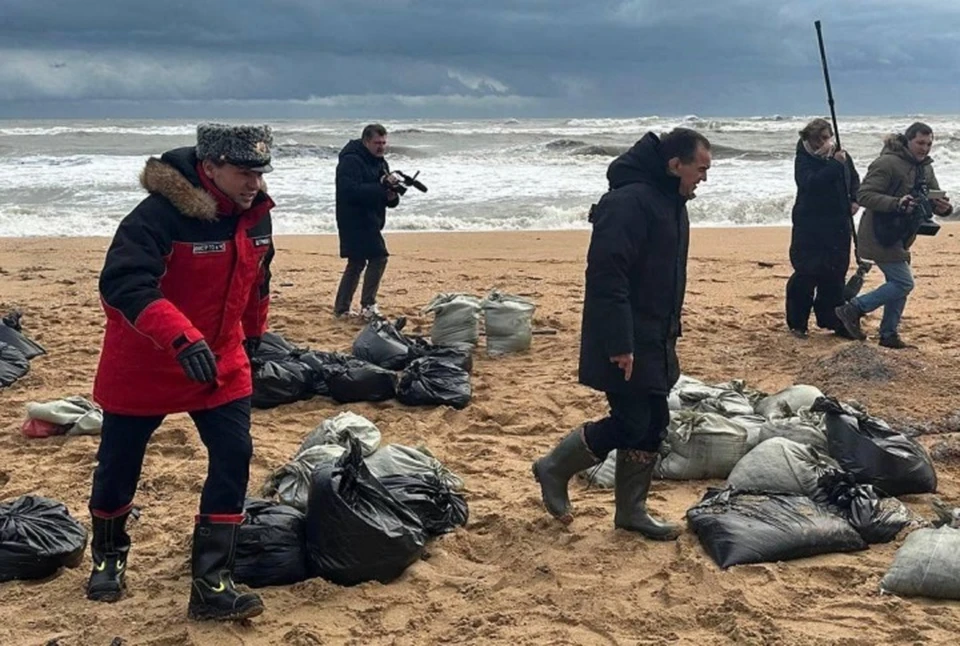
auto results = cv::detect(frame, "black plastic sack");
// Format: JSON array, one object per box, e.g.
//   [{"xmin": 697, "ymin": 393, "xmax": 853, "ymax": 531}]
[
  {"xmin": 379, "ymin": 474, "xmax": 469, "ymax": 536},
  {"xmin": 298, "ymin": 351, "xmax": 347, "ymax": 397},
  {"xmin": 0, "ymin": 343, "xmax": 29, "ymax": 388},
  {"xmin": 255, "ymin": 330, "xmax": 302, "ymax": 362},
  {"xmin": 422, "ymin": 346, "xmax": 473, "ymax": 374},
  {"xmin": 686, "ymin": 488, "xmax": 867, "ymax": 569},
  {"xmin": 353, "ymin": 319, "xmax": 416, "ymax": 370},
  {"xmin": 813, "ymin": 397, "xmax": 937, "ymax": 496},
  {"xmin": 817, "ymin": 471, "xmax": 912, "ymax": 544},
  {"xmin": 397, "ymin": 357, "xmax": 471, "ymax": 409},
  {"xmin": 0, "ymin": 495, "xmax": 88, "ymax": 582},
  {"xmin": 252, "ymin": 358, "xmax": 315, "ymax": 409},
  {"xmin": 0, "ymin": 311, "xmax": 46, "ymax": 360},
  {"xmin": 305, "ymin": 438, "xmax": 426, "ymax": 586},
  {"xmin": 234, "ymin": 499, "xmax": 309, "ymax": 588},
  {"xmin": 322, "ymin": 358, "xmax": 398, "ymax": 403}
]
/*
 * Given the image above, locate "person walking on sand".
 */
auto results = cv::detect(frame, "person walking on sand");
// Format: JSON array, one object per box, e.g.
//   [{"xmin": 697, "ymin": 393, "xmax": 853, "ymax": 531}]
[
  {"xmin": 333, "ymin": 123, "xmax": 401, "ymax": 321},
  {"xmin": 835, "ymin": 122, "xmax": 953, "ymax": 348},
  {"xmin": 532, "ymin": 128, "xmax": 711, "ymax": 540},
  {"xmin": 785, "ymin": 118, "xmax": 861, "ymax": 339},
  {"xmin": 87, "ymin": 124, "xmax": 275, "ymax": 621}
]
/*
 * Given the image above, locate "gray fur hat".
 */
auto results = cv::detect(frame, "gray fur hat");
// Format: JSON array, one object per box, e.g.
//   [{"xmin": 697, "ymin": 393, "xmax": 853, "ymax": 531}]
[{"xmin": 196, "ymin": 123, "xmax": 273, "ymax": 173}]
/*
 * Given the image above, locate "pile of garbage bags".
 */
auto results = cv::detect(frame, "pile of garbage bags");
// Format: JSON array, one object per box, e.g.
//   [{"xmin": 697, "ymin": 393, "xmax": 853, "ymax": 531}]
[
  {"xmin": 252, "ymin": 322, "xmax": 473, "ymax": 410},
  {"xmin": 579, "ymin": 375, "xmax": 940, "ymax": 574},
  {"xmin": 249, "ymin": 412, "xmax": 468, "ymax": 587},
  {"xmin": 0, "ymin": 312, "xmax": 45, "ymax": 389}
]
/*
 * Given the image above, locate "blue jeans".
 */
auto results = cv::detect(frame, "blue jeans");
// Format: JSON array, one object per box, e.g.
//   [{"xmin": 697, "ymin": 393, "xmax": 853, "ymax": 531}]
[{"xmin": 851, "ymin": 261, "xmax": 914, "ymax": 339}]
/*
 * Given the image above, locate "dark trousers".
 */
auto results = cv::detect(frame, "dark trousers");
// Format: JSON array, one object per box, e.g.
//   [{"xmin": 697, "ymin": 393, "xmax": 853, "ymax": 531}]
[
  {"xmin": 583, "ymin": 392, "xmax": 670, "ymax": 457},
  {"xmin": 89, "ymin": 397, "xmax": 253, "ymax": 516},
  {"xmin": 785, "ymin": 266, "xmax": 845, "ymax": 332},
  {"xmin": 334, "ymin": 256, "xmax": 388, "ymax": 314}
]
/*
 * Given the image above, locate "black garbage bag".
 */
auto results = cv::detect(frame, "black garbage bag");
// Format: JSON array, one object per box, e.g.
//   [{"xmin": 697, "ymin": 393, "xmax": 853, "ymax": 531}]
[
  {"xmin": 298, "ymin": 351, "xmax": 349, "ymax": 397},
  {"xmin": 353, "ymin": 319, "xmax": 418, "ymax": 370},
  {"xmin": 0, "ymin": 343, "xmax": 29, "ymax": 388},
  {"xmin": 234, "ymin": 498, "xmax": 309, "ymax": 588},
  {"xmin": 252, "ymin": 358, "xmax": 315, "ymax": 409},
  {"xmin": 0, "ymin": 495, "xmax": 88, "ymax": 582},
  {"xmin": 254, "ymin": 330, "xmax": 303, "ymax": 362},
  {"xmin": 322, "ymin": 358, "xmax": 398, "ymax": 403},
  {"xmin": 305, "ymin": 438, "xmax": 426, "ymax": 586},
  {"xmin": 812, "ymin": 397, "xmax": 937, "ymax": 496},
  {"xmin": 379, "ymin": 474, "xmax": 469, "ymax": 536},
  {"xmin": 397, "ymin": 357, "xmax": 472, "ymax": 409},
  {"xmin": 817, "ymin": 470, "xmax": 913, "ymax": 544},
  {"xmin": 0, "ymin": 311, "xmax": 46, "ymax": 360},
  {"xmin": 686, "ymin": 488, "xmax": 867, "ymax": 569},
  {"xmin": 422, "ymin": 346, "xmax": 473, "ymax": 374}
]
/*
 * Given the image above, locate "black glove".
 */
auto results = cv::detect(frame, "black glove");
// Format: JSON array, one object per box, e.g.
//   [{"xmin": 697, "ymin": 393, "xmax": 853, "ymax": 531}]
[
  {"xmin": 243, "ymin": 337, "xmax": 261, "ymax": 362},
  {"xmin": 176, "ymin": 339, "xmax": 218, "ymax": 383}
]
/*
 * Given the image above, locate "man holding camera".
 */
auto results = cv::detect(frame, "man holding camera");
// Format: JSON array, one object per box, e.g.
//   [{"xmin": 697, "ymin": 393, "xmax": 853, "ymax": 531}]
[
  {"xmin": 88, "ymin": 124, "xmax": 275, "ymax": 620},
  {"xmin": 334, "ymin": 123, "xmax": 401, "ymax": 320},
  {"xmin": 532, "ymin": 128, "xmax": 711, "ymax": 540},
  {"xmin": 836, "ymin": 122, "xmax": 952, "ymax": 348}
]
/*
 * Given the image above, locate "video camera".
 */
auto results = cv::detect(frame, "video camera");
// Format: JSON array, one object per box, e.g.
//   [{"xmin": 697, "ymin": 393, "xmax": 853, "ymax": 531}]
[
  {"xmin": 902, "ymin": 189, "xmax": 940, "ymax": 237},
  {"xmin": 382, "ymin": 170, "xmax": 428, "ymax": 196}
]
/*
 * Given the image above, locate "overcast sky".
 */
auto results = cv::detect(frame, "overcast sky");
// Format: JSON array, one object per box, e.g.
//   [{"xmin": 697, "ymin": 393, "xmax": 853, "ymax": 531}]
[{"xmin": 1, "ymin": 0, "xmax": 958, "ymax": 119}]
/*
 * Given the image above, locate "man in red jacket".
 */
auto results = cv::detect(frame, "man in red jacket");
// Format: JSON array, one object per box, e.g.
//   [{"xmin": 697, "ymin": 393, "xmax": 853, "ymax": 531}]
[{"xmin": 86, "ymin": 124, "xmax": 275, "ymax": 621}]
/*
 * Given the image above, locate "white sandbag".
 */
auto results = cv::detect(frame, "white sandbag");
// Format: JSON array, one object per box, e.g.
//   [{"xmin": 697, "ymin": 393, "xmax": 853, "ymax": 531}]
[
  {"xmin": 480, "ymin": 291, "xmax": 536, "ymax": 356},
  {"xmin": 365, "ymin": 444, "xmax": 465, "ymax": 492},
  {"xmin": 673, "ymin": 383, "xmax": 728, "ymax": 409},
  {"xmin": 656, "ymin": 411, "xmax": 765, "ymax": 480},
  {"xmin": 880, "ymin": 527, "xmax": 960, "ymax": 600},
  {"xmin": 713, "ymin": 379, "xmax": 767, "ymax": 409},
  {"xmin": 726, "ymin": 437, "xmax": 839, "ymax": 499},
  {"xmin": 25, "ymin": 396, "xmax": 103, "ymax": 436},
  {"xmin": 298, "ymin": 411, "xmax": 382, "ymax": 457},
  {"xmin": 261, "ymin": 444, "xmax": 346, "ymax": 511},
  {"xmin": 423, "ymin": 293, "xmax": 482, "ymax": 348},
  {"xmin": 757, "ymin": 416, "xmax": 828, "ymax": 452},
  {"xmin": 689, "ymin": 390, "xmax": 755, "ymax": 417},
  {"xmin": 755, "ymin": 385, "xmax": 824, "ymax": 420},
  {"xmin": 578, "ymin": 450, "xmax": 617, "ymax": 488},
  {"xmin": 668, "ymin": 375, "xmax": 704, "ymax": 410}
]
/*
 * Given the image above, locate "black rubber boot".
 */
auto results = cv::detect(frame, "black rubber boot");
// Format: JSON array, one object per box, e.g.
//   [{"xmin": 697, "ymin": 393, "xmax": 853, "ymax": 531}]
[
  {"xmin": 187, "ymin": 516, "xmax": 264, "ymax": 621},
  {"xmin": 531, "ymin": 426, "xmax": 601, "ymax": 524},
  {"xmin": 86, "ymin": 508, "xmax": 132, "ymax": 602},
  {"xmin": 613, "ymin": 450, "xmax": 681, "ymax": 541},
  {"xmin": 835, "ymin": 302, "xmax": 866, "ymax": 341}
]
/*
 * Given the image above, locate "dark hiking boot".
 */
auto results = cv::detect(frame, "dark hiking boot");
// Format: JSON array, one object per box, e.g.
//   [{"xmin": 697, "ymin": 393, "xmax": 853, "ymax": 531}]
[{"xmin": 834, "ymin": 303, "xmax": 866, "ymax": 341}]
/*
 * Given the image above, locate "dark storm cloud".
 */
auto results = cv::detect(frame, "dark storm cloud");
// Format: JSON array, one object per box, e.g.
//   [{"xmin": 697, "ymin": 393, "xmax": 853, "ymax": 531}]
[{"xmin": 0, "ymin": 0, "xmax": 957, "ymax": 117}]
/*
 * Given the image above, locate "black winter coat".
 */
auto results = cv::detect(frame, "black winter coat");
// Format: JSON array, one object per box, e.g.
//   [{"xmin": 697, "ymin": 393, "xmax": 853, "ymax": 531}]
[
  {"xmin": 789, "ymin": 140, "xmax": 860, "ymax": 274},
  {"xmin": 335, "ymin": 139, "xmax": 400, "ymax": 259},
  {"xmin": 578, "ymin": 133, "xmax": 689, "ymax": 396}
]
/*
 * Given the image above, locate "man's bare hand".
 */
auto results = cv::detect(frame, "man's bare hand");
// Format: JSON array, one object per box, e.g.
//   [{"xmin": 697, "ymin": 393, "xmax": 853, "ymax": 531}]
[{"xmin": 610, "ymin": 353, "xmax": 633, "ymax": 381}]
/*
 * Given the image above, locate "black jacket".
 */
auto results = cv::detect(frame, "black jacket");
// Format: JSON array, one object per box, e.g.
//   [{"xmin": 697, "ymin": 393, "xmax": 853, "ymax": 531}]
[
  {"xmin": 789, "ymin": 140, "xmax": 860, "ymax": 274},
  {"xmin": 335, "ymin": 139, "xmax": 399, "ymax": 259},
  {"xmin": 578, "ymin": 133, "xmax": 689, "ymax": 396}
]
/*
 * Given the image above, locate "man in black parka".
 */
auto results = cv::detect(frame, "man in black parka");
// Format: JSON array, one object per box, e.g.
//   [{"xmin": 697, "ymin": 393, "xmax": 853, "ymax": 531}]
[
  {"xmin": 532, "ymin": 128, "xmax": 711, "ymax": 540},
  {"xmin": 334, "ymin": 123, "xmax": 400, "ymax": 320},
  {"xmin": 786, "ymin": 118, "xmax": 861, "ymax": 338}
]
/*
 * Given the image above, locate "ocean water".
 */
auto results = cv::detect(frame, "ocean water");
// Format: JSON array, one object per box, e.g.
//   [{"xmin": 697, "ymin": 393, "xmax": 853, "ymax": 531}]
[{"xmin": 0, "ymin": 115, "xmax": 957, "ymax": 237}]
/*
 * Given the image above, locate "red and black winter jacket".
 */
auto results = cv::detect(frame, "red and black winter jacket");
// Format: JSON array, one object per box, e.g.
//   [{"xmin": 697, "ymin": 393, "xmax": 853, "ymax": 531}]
[{"xmin": 93, "ymin": 147, "xmax": 275, "ymax": 415}]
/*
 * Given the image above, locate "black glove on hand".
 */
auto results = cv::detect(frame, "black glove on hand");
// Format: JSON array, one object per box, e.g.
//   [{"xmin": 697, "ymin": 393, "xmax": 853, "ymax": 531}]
[
  {"xmin": 176, "ymin": 339, "xmax": 218, "ymax": 383},
  {"xmin": 243, "ymin": 337, "xmax": 261, "ymax": 362}
]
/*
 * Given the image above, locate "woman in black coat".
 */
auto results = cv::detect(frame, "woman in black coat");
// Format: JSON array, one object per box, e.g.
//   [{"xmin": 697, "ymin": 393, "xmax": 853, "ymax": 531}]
[{"xmin": 786, "ymin": 118, "xmax": 860, "ymax": 338}]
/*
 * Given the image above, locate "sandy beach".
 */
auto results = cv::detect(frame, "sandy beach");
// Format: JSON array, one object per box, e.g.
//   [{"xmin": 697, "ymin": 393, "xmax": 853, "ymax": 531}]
[{"xmin": 2, "ymin": 226, "xmax": 960, "ymax": 646}]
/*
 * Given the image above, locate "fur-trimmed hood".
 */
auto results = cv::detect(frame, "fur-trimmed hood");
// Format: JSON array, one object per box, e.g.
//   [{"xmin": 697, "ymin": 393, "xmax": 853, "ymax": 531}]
[
  {"xmin": 138, "ymin": 147, "xmax": 268, "ymax": 221},
  {"xmin": 880, "ymin": 133, "xmax": 933, "ymax": 166}
]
